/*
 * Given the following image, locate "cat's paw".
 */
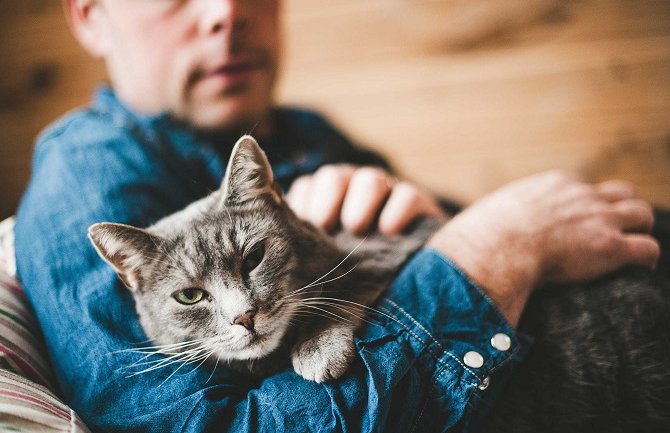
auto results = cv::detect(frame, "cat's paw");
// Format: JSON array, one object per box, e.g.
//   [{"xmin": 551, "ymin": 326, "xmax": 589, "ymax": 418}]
[{"xmin": 291, "ymin": 326, "xmax": 355, "ymax": 383}]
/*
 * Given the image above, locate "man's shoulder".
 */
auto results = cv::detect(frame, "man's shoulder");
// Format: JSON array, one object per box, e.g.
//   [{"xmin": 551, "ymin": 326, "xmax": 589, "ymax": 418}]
[{"xmin": 36, "ymin": 105, "xmax": 137, "ymax": 158}]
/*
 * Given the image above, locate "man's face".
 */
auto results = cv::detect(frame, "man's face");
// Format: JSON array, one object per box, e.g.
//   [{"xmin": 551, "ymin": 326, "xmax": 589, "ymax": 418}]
[{"xmin": 93, "ymin": 0, "xmax": 280, "ymax": 130}]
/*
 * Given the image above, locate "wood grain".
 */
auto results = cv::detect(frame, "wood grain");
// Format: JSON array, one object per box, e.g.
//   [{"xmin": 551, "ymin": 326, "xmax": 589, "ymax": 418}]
[{"xmin": 1, "ymin": 0, "xmax": 668, "ymax": 220}]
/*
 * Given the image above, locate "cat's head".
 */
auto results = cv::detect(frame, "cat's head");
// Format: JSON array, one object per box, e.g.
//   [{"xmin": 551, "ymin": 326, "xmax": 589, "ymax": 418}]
[{"xmin": 88, "ymin": 135, "xmax": 334, "ymax": 361}]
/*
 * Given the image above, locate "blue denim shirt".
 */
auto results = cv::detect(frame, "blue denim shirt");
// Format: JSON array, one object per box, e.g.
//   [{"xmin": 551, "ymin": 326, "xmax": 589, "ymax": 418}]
[{"xmin": 15, "ymin": 87, "xmax": 530, "ymax": 433}]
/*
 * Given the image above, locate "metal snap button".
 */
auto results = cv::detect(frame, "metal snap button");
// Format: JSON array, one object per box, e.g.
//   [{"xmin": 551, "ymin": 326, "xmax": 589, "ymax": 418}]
[
  {"xmin": 491, "ymin": 333, "xmax": 512, "ymax": 351},
  {"xmin": 463, "ymin": 351, "xmax": 484, "ymax": 368}
]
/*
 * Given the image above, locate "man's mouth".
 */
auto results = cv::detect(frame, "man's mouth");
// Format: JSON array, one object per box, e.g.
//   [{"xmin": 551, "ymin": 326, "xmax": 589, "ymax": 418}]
[
  {"xmin": 215, "ymin": 61, "xmax": 258, "ymax": 75},
  {"xmin": 196, "ymin": 60, "xmax": 262, "ymax": 90}
]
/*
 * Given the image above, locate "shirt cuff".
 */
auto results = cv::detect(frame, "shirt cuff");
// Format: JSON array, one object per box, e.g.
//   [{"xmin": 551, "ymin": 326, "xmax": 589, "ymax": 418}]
[{"xmin": 374, "ymin": 247, "xmax": 533, "ymax": 428}]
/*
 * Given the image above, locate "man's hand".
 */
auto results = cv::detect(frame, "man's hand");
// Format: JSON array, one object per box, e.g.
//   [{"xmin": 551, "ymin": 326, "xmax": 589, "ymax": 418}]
[
  {"xmin": 286, "ymin": 165, "xmax": 445, "ymax": 235},
  {"xmin": 427, "ymin": 171, "xmax": 659, "ymax": 327}
]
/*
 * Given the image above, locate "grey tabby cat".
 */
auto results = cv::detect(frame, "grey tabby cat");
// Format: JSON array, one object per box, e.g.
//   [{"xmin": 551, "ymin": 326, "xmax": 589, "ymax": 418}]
[
  {"xmin": 88, "ymin": 135, "xmax": 439, "ymax": 382},
  {"xmin": 88, "ymin": 134, "xmax": 670, "ymax": 430}
]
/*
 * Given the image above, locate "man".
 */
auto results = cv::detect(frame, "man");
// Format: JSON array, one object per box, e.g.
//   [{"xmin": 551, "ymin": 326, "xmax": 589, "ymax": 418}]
[{"xmin": 14, "ymin": 1, "xmax": 659, "ymax": 431}]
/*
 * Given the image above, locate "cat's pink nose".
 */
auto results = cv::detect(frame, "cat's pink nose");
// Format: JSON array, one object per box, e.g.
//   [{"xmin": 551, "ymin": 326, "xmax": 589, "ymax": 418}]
[{"xmin": 233, "ymin": 309, "xmax": 256, "ymax": 331}]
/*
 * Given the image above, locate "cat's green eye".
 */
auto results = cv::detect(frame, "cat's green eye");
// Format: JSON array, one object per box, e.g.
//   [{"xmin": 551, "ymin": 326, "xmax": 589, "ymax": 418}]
[
  {"xmin": 174, "ymin": 288, "xmax": 205, "ymax": 305},
  {"xmin": 243, "ymin": 241, "xmax": 265, "ymax": 274}
]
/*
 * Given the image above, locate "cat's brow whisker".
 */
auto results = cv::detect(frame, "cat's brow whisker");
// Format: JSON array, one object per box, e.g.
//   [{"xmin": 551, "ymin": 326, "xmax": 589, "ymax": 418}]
[
  {"xmin": 136, "ymin": 253, "xmax": 171, "ymax": 267},
  {"xmin": 148, "ymin": 235, "xmax": 182, "ymax": 269},
  {"xmin": 222, "ymin": 202, "xmax": 233, "ymax": 225}
]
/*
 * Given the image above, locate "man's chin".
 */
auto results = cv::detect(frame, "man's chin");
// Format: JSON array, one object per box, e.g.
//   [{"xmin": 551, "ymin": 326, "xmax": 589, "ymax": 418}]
[{"xmin": 180, "ymin": 94, "xmax": 273, "ymax": 133}]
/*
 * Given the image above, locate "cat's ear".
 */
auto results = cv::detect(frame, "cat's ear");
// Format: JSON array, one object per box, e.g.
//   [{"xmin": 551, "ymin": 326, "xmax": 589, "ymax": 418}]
[
  {"xmin": 221, "ymin": 135, "xmax": 283, "ymax": 206},
  {"xmin": 87, "ymin": 222, "xmax": 161, "ymax": 291}
]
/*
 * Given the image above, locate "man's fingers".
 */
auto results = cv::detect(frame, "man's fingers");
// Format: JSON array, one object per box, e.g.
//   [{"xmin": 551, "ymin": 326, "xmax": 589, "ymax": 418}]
[
  {"xmin": 305, "ymin": 165, "xmax": 355, "ymax": 230},
  {"xmin": 621, "ymin": 233, "xmax": 660, "ymax": 269},
  {"xmin": 378, "ymin": 182, "xmax": 445, "ymax": 235},
  {"xmin": 596, "ymin": 180, "xmax": 637, "ymax": 202},
  {"xmin": 341, "ymin": 167, "xmax": 393, "ymax": 234},
  {"xmin": 289, "ymin": 165, "xmax": 443, "ymax": 235},
  {"xmin": 285, "ymin": 175, "xmax": 312, "ymax": 218},
  {"xmin": 610, "ymin": 199, "xmax": 655, "ymax": 233}
]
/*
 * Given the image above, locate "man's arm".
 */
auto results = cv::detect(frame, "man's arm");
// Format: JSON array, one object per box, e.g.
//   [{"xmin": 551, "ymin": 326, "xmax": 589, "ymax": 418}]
[
  {"xmin": 429, "ymin": 171, "xmax": 659, "ymax": 327},
  {"xmin": 286, "ymin": 167, "xmax": 659, "ymax": 328}
]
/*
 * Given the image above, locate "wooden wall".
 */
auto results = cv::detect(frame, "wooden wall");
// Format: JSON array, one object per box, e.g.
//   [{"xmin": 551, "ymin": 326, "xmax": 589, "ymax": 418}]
[
  {"xmin": 1, "ymin": 0, "xmax": 669, "ymax": 221},
  {"xmin": 0, "ymin": 1, "xmax": 106, "ymax": 220}
]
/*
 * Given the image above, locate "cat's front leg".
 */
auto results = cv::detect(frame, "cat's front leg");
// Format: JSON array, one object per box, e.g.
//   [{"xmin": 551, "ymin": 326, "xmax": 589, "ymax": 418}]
[{"xmin": 291, "ymin": 325, "xmax": 356, "ymax": 383}]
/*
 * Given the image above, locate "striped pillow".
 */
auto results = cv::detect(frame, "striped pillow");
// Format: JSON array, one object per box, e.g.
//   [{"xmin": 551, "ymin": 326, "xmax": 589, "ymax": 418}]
[
  {"xmin": 0, "ymin": 272, "xmax": 57, "ymax": 391},
  {"xmin": 0, "ymin": 217, "xmax": 16, "ymax": 278},
  {"xmin": 0, "ymin": 369, "xmax": 90, "ymax": 433},
  {"xmin": 0, "ymin": 217, "xmax": 91, "ymax": 432}
]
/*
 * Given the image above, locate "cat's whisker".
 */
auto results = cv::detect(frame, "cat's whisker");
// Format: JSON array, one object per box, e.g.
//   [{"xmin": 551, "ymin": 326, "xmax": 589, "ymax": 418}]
[
  {"xmin": 288, "ymin": 305, "xmax": 347, "ymax": 323},
  {"xmin": 116, "ymin": 343, "xmax": 205, "ymax": 356},
  {"xmin": 301, "ymin": 265, "xmax": 358, "ymax": 290},
  {"xmin": 180, "ymin": 350, "xmax": 216, "ymax": 380},
  {"xmin": 124, "ymin": 346, "xmax": 208, "ymax": 372},
  {"xmin": 281, "ymin": 265, "xmax": 358, "ymax": 301},
  {"xmin": 112, "ymin": 337, "xmax": 212, "ymax": 355},
  {"xmin": 296, "ymin": 304, "xmax": 354, "ymax": 325},
  {"xmin": 300, "ymin": 297, "xmax": 402, "ymax": 326},
  {"xmin": 116, "ymin": 347, "xmax": 201, "ymax": 369},
  {"xmin": 121, "ymin": 338, "xmax": 221, "ymax": 371},
  {"xmin": 301, "ymin": 300, "xmax": 378, "ymax": 327},
  {"xmin": 206, "ymin": 352, "xmax": 221, "ymax": 383},
  {"xmin": 129, "ymin": 346, "xmax": 209, "ymax": 378},
  {"xmin": 298, "ymin": 236, "xmax": 367, "ymax": 291},
  {"xmin": 156, "ymin": 350, "xmax": 213, "ymax": 387},
  {"xmin": 123, "ymin": 347, "xmax": 205, "ymax": 370}
]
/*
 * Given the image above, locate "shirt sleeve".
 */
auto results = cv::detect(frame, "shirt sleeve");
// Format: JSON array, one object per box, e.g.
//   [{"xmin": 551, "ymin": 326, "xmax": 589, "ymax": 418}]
[{"xmin": 15, "ymin": 119, "xmax": 530, "ymax": 433}]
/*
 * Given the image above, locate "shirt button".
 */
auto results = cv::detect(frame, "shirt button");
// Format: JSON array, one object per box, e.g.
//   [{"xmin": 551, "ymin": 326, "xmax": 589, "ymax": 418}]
[
  {"xmin": 478, "ymin": 376, "xmax": 490, "ymax": 390},
  {"xmin": 491, "ymin": 333, "xmax": 512, "ymax": 351},
  {"xmin": 463, "ymin": 351, "xmax": 484, "ymax": 368}
]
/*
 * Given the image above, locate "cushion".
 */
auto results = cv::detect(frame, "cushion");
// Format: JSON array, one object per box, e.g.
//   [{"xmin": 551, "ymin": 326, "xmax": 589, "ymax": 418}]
[
  {"xmin": 0, "ymin": 216, "xmax": 91, "ymax": 432},
  {"xmin": 0, "ymin": 217, "xmax": 16, "ymax": 278},
  {"xmin": 0, "ymin": 369, "xmax": 90, "ymax": 433}
]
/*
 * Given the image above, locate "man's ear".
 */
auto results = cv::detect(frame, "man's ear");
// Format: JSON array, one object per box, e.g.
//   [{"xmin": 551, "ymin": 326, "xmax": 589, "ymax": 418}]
[
  {"xmin": 88, "ymin": 222, "xmax": 161, "ymax": 291},
  {"xmin": 220, "ymin": 135, "xmax": 283, "ymax": 206},
  {"xmin": 63, "ymin": 0, "xmax": 110, "ymax": 58}
]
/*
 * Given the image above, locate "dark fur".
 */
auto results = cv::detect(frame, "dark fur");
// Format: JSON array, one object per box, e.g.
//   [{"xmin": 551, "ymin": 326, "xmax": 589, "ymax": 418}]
[{"xmin": 482, "ymin": 210, "xmax": 670, "ymax": 432}]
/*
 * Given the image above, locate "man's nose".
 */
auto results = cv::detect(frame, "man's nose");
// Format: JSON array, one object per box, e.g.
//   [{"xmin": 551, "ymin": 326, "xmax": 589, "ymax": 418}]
[
  {"xmin": 199, "ymin": 0, "xmax": 248, "ymax": 36},
  {"xmin": 232, "ymin": 309, "xmax": 257, "ymax": 331}
]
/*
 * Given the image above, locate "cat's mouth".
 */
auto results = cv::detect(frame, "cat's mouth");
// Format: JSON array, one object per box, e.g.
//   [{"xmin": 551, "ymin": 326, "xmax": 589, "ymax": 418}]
[{"xmin": 216, "ymin": 308, "xmax": 289, "ymax": 358}]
